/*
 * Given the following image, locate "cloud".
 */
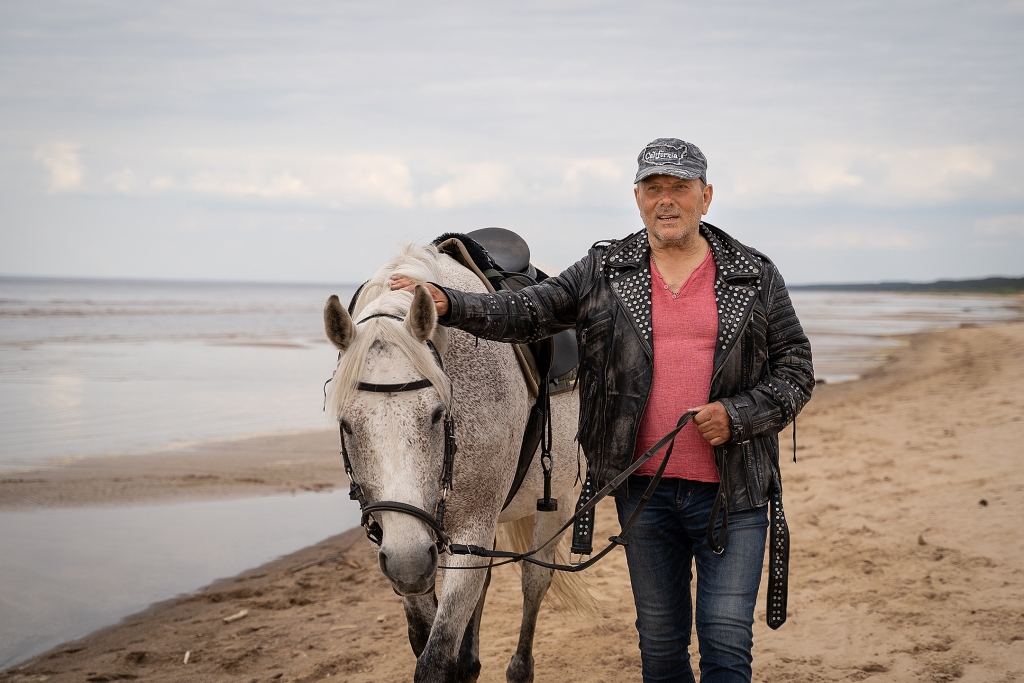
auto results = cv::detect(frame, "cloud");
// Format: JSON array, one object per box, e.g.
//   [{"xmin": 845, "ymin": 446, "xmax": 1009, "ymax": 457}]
[
  {"xmin": 185, "ymin": 171, "xmax": 314, "ymax": 199},
  {"xmin": 973, "ymin": 214, "xmax": 1024, "ymax": 236},
  {"xmin": 420, "ymin": 163, "xmax": 517, "ymax": 208},
  {"xmin": 562, "ymin": 158, "xmax": 624, "ymax": 185},
  {"xmin": 34, "ymin": 142, "xmax": 83, "ymax": 192},
  {"xmin": 135, "ymin": 152, "xmax": 415, "ymax": 207},
  {"xmin": 104, "ymin": 168, "xmax": 139, "ymax": 193},
  {"xmin": 321, "ymin": 154, "xmax": 416, "ymax": 208},
  {"xmin": 730, "ymin": 145, "xmax": 998, "ymax": 206}
]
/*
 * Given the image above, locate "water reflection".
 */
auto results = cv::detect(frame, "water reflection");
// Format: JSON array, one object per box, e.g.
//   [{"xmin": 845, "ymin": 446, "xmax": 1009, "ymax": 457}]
[{"xmin": 0, "ymin": 491, "xmax": 362, "ymax": 669}]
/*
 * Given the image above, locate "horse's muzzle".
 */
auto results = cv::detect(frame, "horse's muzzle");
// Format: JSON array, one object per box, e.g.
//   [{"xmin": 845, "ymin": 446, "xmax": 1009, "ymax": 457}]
[{"xmin": 379, "ymin": 542, "xmax": 438, "ymax": 596}]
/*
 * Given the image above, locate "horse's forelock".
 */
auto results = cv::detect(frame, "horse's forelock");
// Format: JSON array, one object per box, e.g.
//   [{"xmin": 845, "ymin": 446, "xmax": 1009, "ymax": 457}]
[
  {"xmin": 327, "ymin": 244, "xmax": 451, "ymax": 419},
  {"xmin": 352, "ymin": 244, "xmax": 443, "ymax": 318}
]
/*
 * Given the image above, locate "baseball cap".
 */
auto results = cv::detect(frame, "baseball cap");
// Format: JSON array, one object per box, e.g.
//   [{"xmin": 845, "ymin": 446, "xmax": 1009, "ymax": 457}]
[{"xmin": 634, "ymin": 138, "xmax": 707, "ymax": 184}]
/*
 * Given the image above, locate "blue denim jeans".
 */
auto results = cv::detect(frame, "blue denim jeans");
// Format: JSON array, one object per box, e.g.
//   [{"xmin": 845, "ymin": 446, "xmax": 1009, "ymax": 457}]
[{"xmin": 616, "ymin": 477, "xmax": 768, "ymax": 683}]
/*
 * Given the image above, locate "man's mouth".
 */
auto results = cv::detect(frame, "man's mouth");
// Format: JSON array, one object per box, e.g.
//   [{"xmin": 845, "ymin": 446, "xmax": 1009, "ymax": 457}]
[{"xmin": 657, "ymin": 214, "xmax": 680, "ymax": 221}]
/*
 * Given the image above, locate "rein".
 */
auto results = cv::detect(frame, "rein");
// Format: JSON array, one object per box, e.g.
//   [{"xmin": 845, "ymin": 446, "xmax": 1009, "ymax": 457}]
[{"xmin": 335, "ymin": 311, "xmax": 704, "ymax": 574}]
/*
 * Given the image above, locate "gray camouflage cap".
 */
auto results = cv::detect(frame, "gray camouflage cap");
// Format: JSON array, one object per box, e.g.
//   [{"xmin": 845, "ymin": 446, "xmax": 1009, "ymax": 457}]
[{"xmin": 634, "ymin": 138, "xmax": 707, "ymax": 184}]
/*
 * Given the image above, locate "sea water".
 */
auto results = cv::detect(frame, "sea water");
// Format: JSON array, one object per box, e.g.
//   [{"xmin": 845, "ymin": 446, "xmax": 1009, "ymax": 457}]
[
  {"xmin": 0, "ymin": 277, "xmax": 356, "ymax": 471},
  {"xmin": 1, "ymin": 277, "xmax": 1018, "ymax": 470}
]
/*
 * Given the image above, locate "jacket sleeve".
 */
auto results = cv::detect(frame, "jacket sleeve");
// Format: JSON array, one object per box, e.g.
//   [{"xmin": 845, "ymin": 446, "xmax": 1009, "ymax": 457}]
[
  {"xmin": 719, "ymin": 268, "xmax": 815, "ymax": 442},
  {"xmin": 437, "ymin": 251, "xmax": 594, "ymax": 343}
]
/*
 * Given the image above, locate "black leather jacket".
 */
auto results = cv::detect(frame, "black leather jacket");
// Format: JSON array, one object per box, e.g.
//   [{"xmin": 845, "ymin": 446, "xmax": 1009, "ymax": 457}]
[{"xmin": 439, "ymin": 223, "xmax": 814, "ymax": 513}]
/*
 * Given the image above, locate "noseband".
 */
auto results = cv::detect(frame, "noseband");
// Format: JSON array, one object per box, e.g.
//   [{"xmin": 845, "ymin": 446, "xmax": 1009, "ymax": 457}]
[{"xmin": 338, "ymin": 312, "xmax": 457, "ymax": 551}]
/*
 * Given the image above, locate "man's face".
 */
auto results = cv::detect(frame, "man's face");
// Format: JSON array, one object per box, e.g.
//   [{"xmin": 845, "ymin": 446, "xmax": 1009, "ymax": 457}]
[{"xmin": 634, "ymin": 174, "xmax": 713, "ymax": 247}]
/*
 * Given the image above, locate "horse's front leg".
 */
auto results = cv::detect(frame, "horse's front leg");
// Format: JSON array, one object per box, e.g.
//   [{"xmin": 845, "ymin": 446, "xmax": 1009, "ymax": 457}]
[
  {"xmin": 415, "ymin": 556, "xmax": 491, "ymax": 683},
  {"xmin": 455, "ymin": 564, "xmax": 491, "ymax": 683},
  {"xmin": 506, "ymin": 508, "xmax": 572, "ymax": 683},
  {"xmin": 403, "ymin": 591, "xmax": 438, "ymax": 657}
]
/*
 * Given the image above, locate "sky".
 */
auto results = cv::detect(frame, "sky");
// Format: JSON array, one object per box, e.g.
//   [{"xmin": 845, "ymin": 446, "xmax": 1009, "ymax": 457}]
[{"xmin": 1, "ymin": 1, "xmax": 1022, "ymax": 285}]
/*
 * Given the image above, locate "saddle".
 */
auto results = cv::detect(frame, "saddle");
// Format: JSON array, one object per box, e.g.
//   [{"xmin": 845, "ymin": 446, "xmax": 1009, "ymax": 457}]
[
  {"xmin": 432, "ymin": 229, "xmax": 580, "ymax": 515},
  {"xmin": 433, "ymin": 228, "xmax": 579, "ymax": 396}
]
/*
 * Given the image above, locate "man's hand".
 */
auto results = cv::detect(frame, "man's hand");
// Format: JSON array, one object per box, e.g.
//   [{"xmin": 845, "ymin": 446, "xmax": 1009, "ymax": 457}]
[
  {"xmin": 690, "ymin": 402, "xmax": 731, "ymax": 446},
  {"xmin": 389, "ymin": 275, "xmax": 450, "ymax": 317}
]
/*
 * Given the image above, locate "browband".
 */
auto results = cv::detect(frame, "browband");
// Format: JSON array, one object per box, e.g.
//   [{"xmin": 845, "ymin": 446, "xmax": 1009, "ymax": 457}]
[
  {"xmin": 356, "ymin": 379, "xmax": 434, "ymax": 393},
  {"xmin": 356, "ymin": 313, "xmax": 405, "ymax": 324}
]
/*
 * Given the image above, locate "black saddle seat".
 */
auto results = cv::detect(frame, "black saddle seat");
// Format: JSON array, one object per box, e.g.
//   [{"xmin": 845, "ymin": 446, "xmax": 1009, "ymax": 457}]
[{"xmin": 467, "ymin": 227, "xmax": 538, "ymax": 281}]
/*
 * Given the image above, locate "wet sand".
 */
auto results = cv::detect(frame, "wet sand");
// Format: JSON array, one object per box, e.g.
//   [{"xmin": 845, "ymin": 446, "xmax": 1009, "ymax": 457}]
[
  {"xmin": 3, "ymin": 321, "xmax": 1023, "ymax": 682},
  {"xmin": 0, "ymin": 431, "xmax": 346, "ymax": 509}
]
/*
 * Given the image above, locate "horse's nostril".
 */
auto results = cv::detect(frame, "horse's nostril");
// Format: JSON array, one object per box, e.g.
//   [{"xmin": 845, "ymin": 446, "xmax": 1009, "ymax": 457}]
[{"xmin": 428, "ymin": 543, "xmax": 438, "ymax": 568}]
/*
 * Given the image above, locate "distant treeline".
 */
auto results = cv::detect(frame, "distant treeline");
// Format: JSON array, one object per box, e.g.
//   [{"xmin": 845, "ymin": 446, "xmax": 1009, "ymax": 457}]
[{"xmin": 792, "ymin": 277, "xmax": 1024, "ymax": 295}]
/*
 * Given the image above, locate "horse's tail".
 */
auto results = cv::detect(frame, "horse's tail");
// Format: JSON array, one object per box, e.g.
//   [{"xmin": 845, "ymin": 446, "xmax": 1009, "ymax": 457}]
[{"xmin": 495, "ymin": 516, "xmax": 599, "ymax": 616}]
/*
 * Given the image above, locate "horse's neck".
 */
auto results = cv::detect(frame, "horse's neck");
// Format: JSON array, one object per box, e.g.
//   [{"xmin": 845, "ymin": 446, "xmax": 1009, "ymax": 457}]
[
  {"xmin": 436, "ymin": 254, "xmax": 490, "ymax": 295},
  {"xmin": 434, "ymin": 254, "xmax": 526, "ymax": 410}
]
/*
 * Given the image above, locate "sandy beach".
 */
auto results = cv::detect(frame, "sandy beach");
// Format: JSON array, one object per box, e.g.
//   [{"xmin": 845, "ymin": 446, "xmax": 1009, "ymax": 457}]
[{"xmin": 2, "ymin": 320, "xmax": 1023, "ymax": 682}]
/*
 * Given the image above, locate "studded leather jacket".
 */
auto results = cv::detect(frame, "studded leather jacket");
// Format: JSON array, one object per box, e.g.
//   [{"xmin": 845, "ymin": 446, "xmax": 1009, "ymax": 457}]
[{"xmin": 438, "ymin": 223, "xmax": 814, "ymax": 513}]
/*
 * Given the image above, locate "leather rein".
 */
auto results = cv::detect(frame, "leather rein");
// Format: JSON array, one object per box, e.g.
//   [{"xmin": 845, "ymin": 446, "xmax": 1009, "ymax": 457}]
[{"xmin": 335, "ymin": 315, "xmax": 703, "ymax": 572}]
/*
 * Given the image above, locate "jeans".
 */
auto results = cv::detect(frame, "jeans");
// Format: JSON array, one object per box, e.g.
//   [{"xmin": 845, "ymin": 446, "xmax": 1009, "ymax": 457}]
[{"xmin": 616, "ymin": 477, "xmax": 768, "ymax": 683}]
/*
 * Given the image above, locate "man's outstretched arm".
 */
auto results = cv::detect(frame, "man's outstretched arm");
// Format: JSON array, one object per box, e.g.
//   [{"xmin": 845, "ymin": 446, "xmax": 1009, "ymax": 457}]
[{"xmin": 389, "ymin": 252, "xmax": 595, "ymax": 344}]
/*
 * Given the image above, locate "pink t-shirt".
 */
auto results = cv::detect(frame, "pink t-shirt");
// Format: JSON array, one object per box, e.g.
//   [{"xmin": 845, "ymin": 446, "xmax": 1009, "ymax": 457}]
[{"xmin": 633, "ymin": 248, "xmax": 720, "ymax": 482}]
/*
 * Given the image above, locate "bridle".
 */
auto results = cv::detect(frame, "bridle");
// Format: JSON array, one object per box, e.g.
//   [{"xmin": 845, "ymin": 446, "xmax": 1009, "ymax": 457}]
[
  {"xmin": 338, "ymin": 312, "xmax": 457, "ymax": 552},
  {"xmin": 333, "ymin": 311, "xmax": 703, "ymax": 575}
]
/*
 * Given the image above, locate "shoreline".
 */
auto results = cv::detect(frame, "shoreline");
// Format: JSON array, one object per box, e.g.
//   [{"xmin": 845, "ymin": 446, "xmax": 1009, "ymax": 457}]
[
  {"xmin": 3, "ymin": 320, "xmax": 1024, "ymax": 681},
  {"xmin": 0, "ymin": 429, "xmax": 346, "ymax": 510}
]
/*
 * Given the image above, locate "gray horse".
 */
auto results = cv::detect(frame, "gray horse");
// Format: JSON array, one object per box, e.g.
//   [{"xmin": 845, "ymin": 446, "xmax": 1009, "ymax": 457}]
[{"xmin": 324, "ymin": 244, "xmax": 590, "ymax": 683}]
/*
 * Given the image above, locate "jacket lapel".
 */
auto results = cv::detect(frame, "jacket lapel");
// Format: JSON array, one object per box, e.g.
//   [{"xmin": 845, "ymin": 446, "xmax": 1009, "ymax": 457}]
[
  {"xmin": 602, "ymin": 224, "xmax": 763, "ymax": 368},
  {"xmin": 603, "ymin": 231, "xmax": 653, "ymax": 358},
  {"xmin": 704, "ymin": 223, "xmax": 763, "ymax": 376}
]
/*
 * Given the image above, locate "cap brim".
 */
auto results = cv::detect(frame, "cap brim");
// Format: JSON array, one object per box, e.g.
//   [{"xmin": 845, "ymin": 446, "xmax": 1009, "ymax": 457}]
[{"xmin": 634, "ymin": 166, "xmax": 704, "ymax": 184}]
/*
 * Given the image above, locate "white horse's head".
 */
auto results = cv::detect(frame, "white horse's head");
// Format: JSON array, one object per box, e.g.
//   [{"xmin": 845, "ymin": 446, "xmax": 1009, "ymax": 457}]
[{"xmin": 324, "ymin": 246, "xmax": 452, "ymax": 596}]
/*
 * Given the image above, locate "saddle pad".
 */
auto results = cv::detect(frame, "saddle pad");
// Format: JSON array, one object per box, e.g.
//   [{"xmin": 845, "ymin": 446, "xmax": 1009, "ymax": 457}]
[{"xmin": 435, "ymin": 237, "xmax": 541, "ymax": 397}]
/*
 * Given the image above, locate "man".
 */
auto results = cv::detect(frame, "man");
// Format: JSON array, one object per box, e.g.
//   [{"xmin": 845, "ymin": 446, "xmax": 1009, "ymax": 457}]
[{"xmin": 391, "ymin": 138, "xmax": 814, "ymax": 683}]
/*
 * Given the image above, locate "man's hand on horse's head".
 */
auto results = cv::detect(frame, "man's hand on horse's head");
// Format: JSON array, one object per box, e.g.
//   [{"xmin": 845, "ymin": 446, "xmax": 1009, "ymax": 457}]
[
  {"xmin": 389, "ymin": 276, "xmax": 450, "ymax": 317},
  {"xmin": 689, "ymin": 402, "xmax": 732, "ymax": 447}
]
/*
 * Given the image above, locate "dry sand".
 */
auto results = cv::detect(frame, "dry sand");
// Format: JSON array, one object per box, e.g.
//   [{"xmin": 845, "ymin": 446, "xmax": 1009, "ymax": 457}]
[{"xmin": 2, "ymin": 321, "xmax": 1023, "ymax": 682}]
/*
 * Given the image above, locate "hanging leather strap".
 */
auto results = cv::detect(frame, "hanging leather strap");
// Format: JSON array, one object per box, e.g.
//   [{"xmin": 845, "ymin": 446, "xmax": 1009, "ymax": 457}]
[
  {"xmin": 766, "ymin": 476, "xmax": 790, "ymax": 629},
  {"xmin": 569, "ymin": 473, "xmax": 596, "ymax": 560}
]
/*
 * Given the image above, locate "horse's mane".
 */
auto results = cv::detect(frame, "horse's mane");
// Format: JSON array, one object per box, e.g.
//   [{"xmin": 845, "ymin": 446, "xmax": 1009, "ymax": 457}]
[{"xmin": 326, "ymin": 244, "xmax": 453, "ymax": 418}]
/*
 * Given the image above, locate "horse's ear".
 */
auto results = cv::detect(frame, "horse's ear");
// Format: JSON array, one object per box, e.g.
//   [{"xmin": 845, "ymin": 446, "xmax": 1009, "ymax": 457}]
[
  {"xmin": 405, "ymin": 284, "xmax": 437, "ymax": 342},
  {"xmin": 324, "ymin": 295, "xmax": 355, "ymax": 351}
]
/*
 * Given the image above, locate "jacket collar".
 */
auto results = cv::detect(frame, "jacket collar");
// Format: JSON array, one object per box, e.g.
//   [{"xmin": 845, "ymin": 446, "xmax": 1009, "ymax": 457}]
[
  {"xmin": 602, "ymin": 223, "xmax": 765, "ymax": 364},
  {"xmin": 603, "ymin": 223, "xmax": 761, "ymax": 281},
  {"xmin": 701, "ymin": 223, "xmax": 762, "ymax": 282}
]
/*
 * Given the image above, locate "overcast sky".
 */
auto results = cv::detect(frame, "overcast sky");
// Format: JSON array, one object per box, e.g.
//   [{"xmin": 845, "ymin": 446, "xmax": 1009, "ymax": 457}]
[{"xmin": 1, "ymin": 1, "xmax": 1021, "ymax": 284}]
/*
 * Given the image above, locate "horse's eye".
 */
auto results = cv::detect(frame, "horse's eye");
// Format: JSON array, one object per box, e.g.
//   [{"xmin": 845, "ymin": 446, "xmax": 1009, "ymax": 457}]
[
  {"xmin": 341, "ymin": 419, "xmax": 353, "ymax": 434},
  {"xmin": 430, "ymin": 407, "xmax": 444, "ymax": 425}
]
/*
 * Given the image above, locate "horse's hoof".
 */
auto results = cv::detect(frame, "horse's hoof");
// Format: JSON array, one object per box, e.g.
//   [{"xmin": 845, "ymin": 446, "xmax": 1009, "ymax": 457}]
[
  {"xmin": 455, "ymin": 659, "xmax": 482, "ymax": 683},
  {"xmin": 506, "ymin": 652, "xmax": 534, "ymax": 683}
]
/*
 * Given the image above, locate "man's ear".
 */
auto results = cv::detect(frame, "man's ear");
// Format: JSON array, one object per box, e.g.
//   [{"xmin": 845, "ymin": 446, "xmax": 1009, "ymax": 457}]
[{"xmin": 702, "ymin": 183, "xmax": 714, "ymax": 215}]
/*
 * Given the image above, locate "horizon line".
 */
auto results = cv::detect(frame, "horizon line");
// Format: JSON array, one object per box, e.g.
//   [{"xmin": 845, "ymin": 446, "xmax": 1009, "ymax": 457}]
[{"xmin": 2, "ymin": 272, "xmax": 1022, "ymax": 289}]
